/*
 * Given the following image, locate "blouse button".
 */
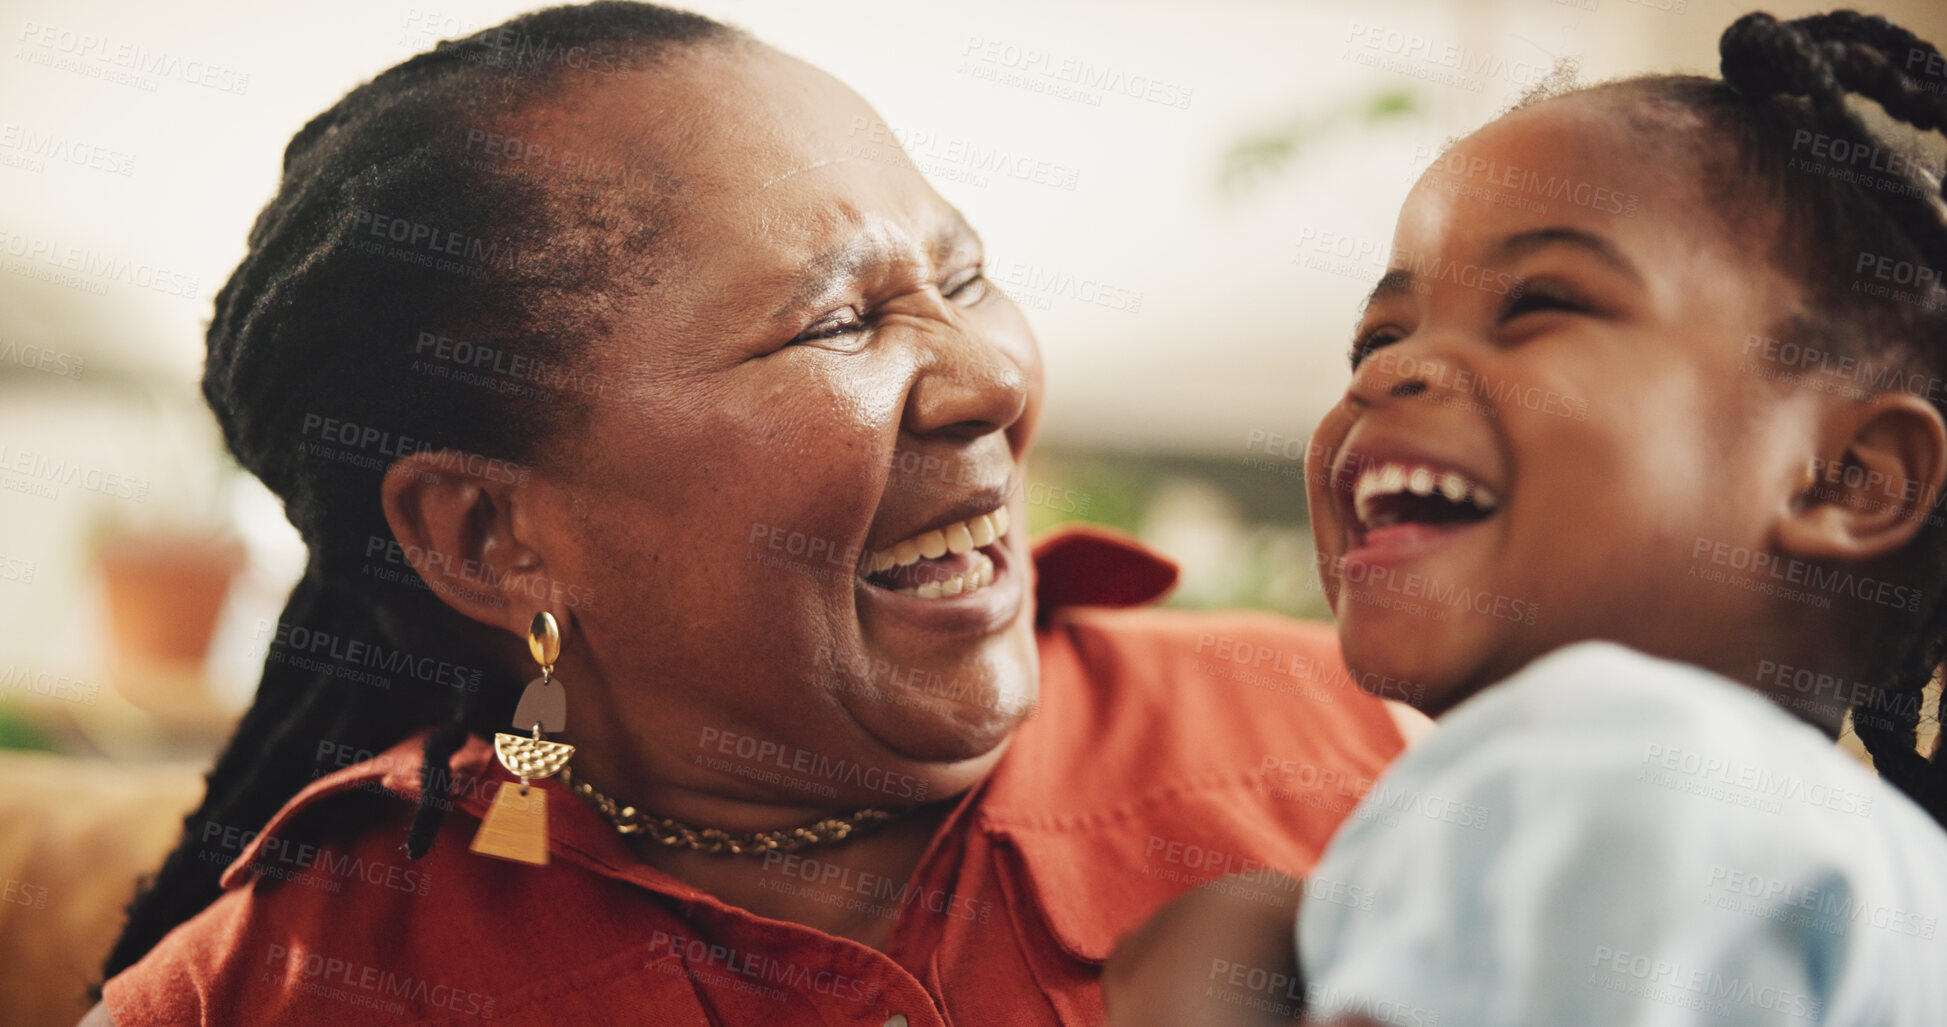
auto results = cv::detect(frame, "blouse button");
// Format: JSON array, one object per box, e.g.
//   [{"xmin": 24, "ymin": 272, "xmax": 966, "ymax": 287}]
[{"xmin": 883, "ymin": 1016, "xmax": 909, "ymax": 1027}]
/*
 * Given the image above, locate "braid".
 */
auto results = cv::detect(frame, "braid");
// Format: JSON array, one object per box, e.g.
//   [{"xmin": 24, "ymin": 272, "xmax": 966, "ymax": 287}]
[
  {"xmin": 1712, "ymin": 10, "xmax": 1947, "ymax": 825},
  {"xmin": 1515, "ymin": 13, "xmax": 1947, "ymax": 826},
  {"xmin": 102, "ymin": 0, "xmax": 741, "ymax": 984},
  {"xmin": 1708, "ymin": 10, "xmax": 1947, "ymax": 826}
]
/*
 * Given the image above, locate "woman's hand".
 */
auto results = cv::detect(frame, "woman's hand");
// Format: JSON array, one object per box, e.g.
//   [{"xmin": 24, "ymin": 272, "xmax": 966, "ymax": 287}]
[{"xmin": 1102, "ymin": 871, "xmax": 1307, "ymax": 1026}]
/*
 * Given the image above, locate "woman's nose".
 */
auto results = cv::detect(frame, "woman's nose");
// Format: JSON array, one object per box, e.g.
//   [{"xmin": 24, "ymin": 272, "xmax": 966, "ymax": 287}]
[{"xmin": 903, "ymin": 315, "xmax": 1029, "ymax": 441}]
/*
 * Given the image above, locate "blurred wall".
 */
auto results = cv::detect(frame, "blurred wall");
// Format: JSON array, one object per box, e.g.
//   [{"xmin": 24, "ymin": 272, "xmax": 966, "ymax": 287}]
[{"xmin": 5, "ymin": 0, "xmax": 1947, "ymax": 735}]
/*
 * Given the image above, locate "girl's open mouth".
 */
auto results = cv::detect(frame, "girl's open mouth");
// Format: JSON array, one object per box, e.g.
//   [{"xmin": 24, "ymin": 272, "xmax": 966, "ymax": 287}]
[{"xmin": 1345, "ymin": 461, "xmax": 1500, "ymax": 559}]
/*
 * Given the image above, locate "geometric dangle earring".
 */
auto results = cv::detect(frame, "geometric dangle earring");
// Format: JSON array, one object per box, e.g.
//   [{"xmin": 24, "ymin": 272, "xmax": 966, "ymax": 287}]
[{"xmin": 469, "ymin": 611, "xmax": 576, "ymax": 866}]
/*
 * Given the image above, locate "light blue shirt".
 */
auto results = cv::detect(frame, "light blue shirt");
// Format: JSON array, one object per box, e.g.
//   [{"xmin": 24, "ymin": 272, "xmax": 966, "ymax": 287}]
[{"xmin": 1297, "ymin": 642, "xmax": 1947, "ymax": 1025}]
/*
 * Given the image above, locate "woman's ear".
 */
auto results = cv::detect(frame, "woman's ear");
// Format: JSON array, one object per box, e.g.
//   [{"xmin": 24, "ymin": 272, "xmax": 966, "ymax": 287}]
[
  {"xmin": 1776, "ymin": 391, "xmax": 1947, "ymax": 562},
  {"xmin": 379, "ymin": 449, "xmax": 567, "ymax": 635}
]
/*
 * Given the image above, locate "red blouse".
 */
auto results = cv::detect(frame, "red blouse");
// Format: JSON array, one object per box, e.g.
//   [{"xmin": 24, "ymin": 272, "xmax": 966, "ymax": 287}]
[{"xmin": 103, "ymin": 526, "xmax": 1403, "ymax": 1026}]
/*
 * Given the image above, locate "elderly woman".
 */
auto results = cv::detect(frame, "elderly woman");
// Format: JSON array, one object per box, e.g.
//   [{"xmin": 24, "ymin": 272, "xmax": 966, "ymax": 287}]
[{"xmin": 88, "ymin": 4, "xmax": 1407, "ymax": 1024}]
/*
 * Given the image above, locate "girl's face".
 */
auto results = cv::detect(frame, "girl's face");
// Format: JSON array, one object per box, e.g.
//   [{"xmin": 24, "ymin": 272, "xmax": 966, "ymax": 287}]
[{"xmin": 1306, "ymin": 97, "xmax": 1817, "ymax": 715}]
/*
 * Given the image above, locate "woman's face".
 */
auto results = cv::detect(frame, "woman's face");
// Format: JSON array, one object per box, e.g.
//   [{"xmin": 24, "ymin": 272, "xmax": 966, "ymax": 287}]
[{"xmin": 513, "ymin": 44, "xmax": 1044, "ymax": 806}]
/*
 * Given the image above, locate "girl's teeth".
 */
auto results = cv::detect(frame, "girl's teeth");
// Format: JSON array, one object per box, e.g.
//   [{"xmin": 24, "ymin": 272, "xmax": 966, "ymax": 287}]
[
  {"xmin": 1350, "ymin": 461, "xmax": 1500, "ymax": 526},
  {"xmin": 946, "ymin": 522, "xmax": 975, "ymax": 554},
  {"xmin": 892, "ymin": 540, "xmax": 921, "ymax": 567},
  {"xmin": 916, "ymin": 530, "xmax": 948, "ymax": 559}
]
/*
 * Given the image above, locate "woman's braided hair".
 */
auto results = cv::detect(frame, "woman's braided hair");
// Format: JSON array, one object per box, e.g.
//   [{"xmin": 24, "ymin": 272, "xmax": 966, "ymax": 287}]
[
  {"xmin": 101, "ymin": 1, "xmax": 739, "ymax": 983},
  {"xmin": 1556, "ymin": 11, "xmax": 1947, "ymax": 825}
]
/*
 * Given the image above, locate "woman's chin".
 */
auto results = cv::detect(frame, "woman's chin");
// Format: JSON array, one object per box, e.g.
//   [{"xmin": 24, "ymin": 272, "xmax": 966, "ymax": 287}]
[{"xmin": 836, "ymin": 644, "xmax": 1039, "ymax": 767}]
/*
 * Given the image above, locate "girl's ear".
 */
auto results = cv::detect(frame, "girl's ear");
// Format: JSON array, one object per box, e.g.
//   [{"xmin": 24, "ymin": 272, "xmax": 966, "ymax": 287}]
[{"xmin": 1776, "ymin": 392, "xmax": 1947, "ymax": 562}]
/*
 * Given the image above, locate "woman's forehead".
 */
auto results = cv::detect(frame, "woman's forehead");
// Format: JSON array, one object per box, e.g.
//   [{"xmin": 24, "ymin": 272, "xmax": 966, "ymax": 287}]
[{"xmin": 522, "ymin": 45, "xmax": 894, "ymax": 200}]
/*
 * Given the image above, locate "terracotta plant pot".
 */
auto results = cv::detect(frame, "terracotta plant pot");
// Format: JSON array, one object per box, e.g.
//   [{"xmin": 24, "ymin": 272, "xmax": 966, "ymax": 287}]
[{"xmin": 97, "ymin": 533, "xmax": 247, "ymax": 672}]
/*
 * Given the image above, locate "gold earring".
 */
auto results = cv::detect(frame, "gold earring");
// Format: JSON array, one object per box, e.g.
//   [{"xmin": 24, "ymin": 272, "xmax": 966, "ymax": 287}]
[{"xmin": 469, "ymin": 612, "xmax": 576, "ymax": 866}]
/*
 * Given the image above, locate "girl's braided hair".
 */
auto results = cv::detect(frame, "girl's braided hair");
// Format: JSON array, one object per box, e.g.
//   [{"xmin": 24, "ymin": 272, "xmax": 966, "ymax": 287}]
[
  {"xmin": 101, "ymin": 1, "xmax": 740, "ymax": 983},
  {"xmin": 1561, "ymin": 10, "xmax": 1947, "ymax": 824}
]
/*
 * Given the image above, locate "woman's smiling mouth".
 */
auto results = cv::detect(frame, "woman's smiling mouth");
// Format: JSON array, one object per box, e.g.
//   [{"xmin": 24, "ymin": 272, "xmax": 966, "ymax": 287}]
[{"xmin": 860, "ymin": 506, "xmax": 1010, "ymax": 598}]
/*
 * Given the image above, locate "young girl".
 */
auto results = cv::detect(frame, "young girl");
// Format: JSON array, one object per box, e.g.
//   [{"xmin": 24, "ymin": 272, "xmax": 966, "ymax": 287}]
[{"xmin": 1108, "ymin": 10, "xmax": 1947, "ymax": 1025}]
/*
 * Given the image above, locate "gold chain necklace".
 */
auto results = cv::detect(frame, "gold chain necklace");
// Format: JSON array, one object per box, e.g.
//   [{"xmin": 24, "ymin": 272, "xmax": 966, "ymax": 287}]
[{"xmin": 557, "ymin": 765, "xmax": 902, "ymax": 856}]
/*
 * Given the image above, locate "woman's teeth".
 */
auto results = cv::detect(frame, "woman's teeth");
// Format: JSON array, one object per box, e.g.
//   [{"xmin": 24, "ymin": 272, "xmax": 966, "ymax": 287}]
[
  {"xmin": 866, "ymin": 508, "xmax": 1008, "ymax": 573},
  {"xmin": 1352, "ymin": 462, "xmax": 1499, "ymax": 528},
  {"xmin": 901, "ymin": 549, "xmax": 995, "ymax": 598},
  {"xmin": 862, "ymin": 507, "xmax": 1009, "ymax": 598}
]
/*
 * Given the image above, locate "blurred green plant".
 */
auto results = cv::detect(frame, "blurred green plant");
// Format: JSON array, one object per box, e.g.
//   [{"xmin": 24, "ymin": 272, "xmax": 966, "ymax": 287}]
[
  {"xmin": 0, "ymin": 704, "xmax": 54, "ymax": 751},
  {"xmin": 1220, "ymin": 88, "xmax": 1419, "ymax": 196}
]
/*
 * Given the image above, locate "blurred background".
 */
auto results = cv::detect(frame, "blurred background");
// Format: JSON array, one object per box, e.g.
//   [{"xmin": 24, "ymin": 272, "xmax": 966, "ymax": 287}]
[{"xmin": 4, "ymin": 0, "xmax": 1947, "ymax": 1021}]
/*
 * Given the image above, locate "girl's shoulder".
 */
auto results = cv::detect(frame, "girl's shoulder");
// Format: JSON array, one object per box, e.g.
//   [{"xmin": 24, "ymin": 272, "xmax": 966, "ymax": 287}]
[{"xmin": 1300, "ymin": 641, "xmax": 1947, "ymax": 1025}]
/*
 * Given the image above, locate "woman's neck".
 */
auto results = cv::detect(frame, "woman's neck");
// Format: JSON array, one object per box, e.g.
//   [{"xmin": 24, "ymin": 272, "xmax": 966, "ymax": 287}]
[{"xmin": 625, "ymin": 803, "xmax": 950, "ymax": 951}]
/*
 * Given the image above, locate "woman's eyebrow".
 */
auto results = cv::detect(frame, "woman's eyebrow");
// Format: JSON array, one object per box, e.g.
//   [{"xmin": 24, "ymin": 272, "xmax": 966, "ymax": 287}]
[
  {"xmin": 773, "ymin": 218, "xmax": 984, "ymax": 323},
  {"xmin": 927, "ymin": 216, "xmax": 983, "ymax": 268},
  {"xmin": 1488, "ymin": 227, "xmax": 1643, "ymax": 283},
  {"xmin": 773, "ymin": 236, "xmax": 890, "ymax": 321}
]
